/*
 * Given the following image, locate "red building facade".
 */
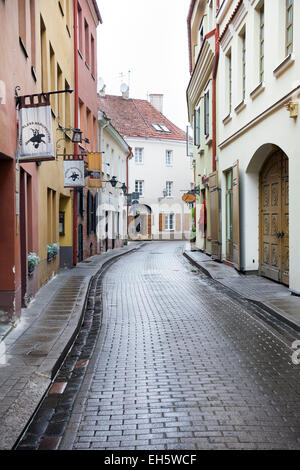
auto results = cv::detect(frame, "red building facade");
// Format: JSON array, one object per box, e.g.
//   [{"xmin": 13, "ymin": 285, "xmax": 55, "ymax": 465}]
[
  {"xmin": 73, "ymin": 0, "xmax": 102, "ymax": 262},
  {"xmin": 0, "ymin": 0, "xmax": 39, "ymax": 323}
]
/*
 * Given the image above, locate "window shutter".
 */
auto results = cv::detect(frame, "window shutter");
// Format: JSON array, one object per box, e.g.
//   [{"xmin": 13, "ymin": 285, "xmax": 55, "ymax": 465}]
[
  {"xmin": 232, "ymin": 160, "xmax": 240, "ymax": 270},
  {"xmin": 176, "ymin": 214, "xmax": 181, "ymax": 232},
  {"xmin": 87, "ymin": 191, "xmax": 93, "ymax": 235},
  {"xmin": 204, "ymin": 91, "xmax": 209, "ymax": 136},
  {"xmin": 93, "ymin": 192, "xmax": 98, "ymax": 233},
  {"xmin": 209, "ymin": 171, "xmax": 220, "ymax": 260},
  {"xmin": 159, "ymin": 213, "xmax": 163, "ymax": 232}
]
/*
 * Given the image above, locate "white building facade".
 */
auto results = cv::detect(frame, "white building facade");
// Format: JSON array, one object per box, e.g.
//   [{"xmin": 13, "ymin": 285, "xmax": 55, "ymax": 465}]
[
  {"xmin": 217, "ymin": 0, "xmax": 300, "ymax": 293},
  {"xmin": 99, "ymin": 92, "xmax": 194, "ymax": 242},
  {"xmin": 98, "ymin": 109, "xmax": 131, "ymax": 251},
  {"xmin": 128, "ymin": 134, "xmax": 194, "ymax": 241}
]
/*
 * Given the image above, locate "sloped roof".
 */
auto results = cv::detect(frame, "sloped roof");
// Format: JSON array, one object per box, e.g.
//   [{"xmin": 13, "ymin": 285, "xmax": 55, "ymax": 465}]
[{"xmin": 98, "ymin": 94, "xmax": 186, "ymax": 141}]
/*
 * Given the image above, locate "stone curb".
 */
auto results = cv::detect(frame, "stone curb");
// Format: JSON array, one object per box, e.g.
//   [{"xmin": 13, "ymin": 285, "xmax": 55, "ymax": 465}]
[
  {"xmin": 0, "ymin": 243, "xmax": 145, "ymax": 450},
  {"xmin": 183, "ymin": 250, "xmax": 300, "ymax": 334}
]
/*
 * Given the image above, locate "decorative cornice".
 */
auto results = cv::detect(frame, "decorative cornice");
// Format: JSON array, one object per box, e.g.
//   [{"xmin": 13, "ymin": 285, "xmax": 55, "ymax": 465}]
[{"xmin": 219, "ymin": 85, "xmax": 300, "ymax": 149}]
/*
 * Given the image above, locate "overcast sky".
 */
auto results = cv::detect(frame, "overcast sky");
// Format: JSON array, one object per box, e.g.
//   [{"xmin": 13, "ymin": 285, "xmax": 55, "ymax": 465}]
[{"xmin": 96, "ymin": 0, "xmax": 191, "ymax": 131}]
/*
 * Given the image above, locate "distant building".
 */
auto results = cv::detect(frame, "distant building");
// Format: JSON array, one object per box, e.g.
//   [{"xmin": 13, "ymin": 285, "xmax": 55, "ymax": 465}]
[
  {"xmin": 187, "ymin": 0, "xmax": 300, "ymax": 294},
  {"xmin": 98, "ymin": 90, "xmax": 194, "ymax": 241},
  {"xmin": 98, "ymin": 108, "xmax": 132, "ymax": 251}
]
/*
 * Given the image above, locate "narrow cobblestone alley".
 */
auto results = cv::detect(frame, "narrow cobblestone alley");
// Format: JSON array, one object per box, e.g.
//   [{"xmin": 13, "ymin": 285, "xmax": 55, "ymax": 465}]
[{"xmin": 51, "ymin": 241, "xmax": 300, "ymax": 450}]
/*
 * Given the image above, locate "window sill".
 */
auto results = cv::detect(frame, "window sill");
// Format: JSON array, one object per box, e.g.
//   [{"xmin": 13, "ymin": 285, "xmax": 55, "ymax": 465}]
[
  {"xmin": 198, "ymin": 148, "xmax": 205, "ymax": 155},
  {"xmin": 234, "ymin": 99, "xmax": 246, "ymax": 114},
  {"xmin": 78, "ymin": 49, "xmax": 83, "ymax": 60},
  {"xmin": 205, "ymin": 134, "xmax": 212, "ymax": 145},
  {"xmin": 222, "ymin": 113, "xmax": 232, "ymax": 125},
  {"xmin": 250, "ymin": 82, "xmax": 265, "ymax": 100},
  {"xmin": 19, "ymin": 37, "xmax": 28, "ymax": 59},
  {"xmin": 273, "ymin": 53, "xmax": 295, "ymax": 78}
]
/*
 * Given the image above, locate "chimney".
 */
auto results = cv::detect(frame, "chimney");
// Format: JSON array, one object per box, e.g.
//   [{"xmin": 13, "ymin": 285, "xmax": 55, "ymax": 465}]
[{"xmin": 149, "ymin": 94, "xmax": 163, "ymax": 113}]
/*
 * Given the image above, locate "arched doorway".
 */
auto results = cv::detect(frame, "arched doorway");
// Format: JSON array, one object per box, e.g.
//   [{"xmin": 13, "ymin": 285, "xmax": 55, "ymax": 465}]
[
  {"xmin": 128, "ymin": 204, "xmax": 152, "ymax": 240},
  {"xmin": 259, "ymin": 149, "xmax": 289, "ymax": 285}
]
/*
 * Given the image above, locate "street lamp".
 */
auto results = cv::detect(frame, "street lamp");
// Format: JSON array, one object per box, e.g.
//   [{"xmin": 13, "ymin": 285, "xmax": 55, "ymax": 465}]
[
  {"xmin": 71, "ymin": 128, "xmax": 83, "ymax": 143},
  {"xmin": 102, "ymin": 176, "xmax": 127, "ymax": 195}
]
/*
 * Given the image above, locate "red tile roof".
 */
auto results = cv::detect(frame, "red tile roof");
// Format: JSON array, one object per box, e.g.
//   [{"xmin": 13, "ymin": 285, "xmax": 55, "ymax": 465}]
[{"xmin": 98, "ymin": 94, "xmax": 186, "ymax": 141}]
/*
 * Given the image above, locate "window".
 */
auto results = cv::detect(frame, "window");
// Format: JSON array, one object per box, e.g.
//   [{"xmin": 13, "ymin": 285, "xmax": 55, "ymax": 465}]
[
  {"xmin": 166, "ymin": 181, "xmax": 173, "ymax": 197},
  {"xmin": 204, "ymin": 91, "xmax": 210, "ymax": 136},
  {"xmin": 199, "ymin": 20, "xmax": 204, "ymax": 46},
  {"xmin": 159, "ymin": 124, "xmax": 170, "ymax": 132},
  {"xmin": 18, "ymin": 0, "xmax": 27, "ymax": 54},
  {"xmin": 134, "ymin": 148, "xmax": 143, "ymax": 164},
  {"xmin": 77, "ymin": 3, "xmax": 83, "ymax": 53},
  {"xmin": 259, "ymin": 4, "xmax": 264, "ymax": 82},
  {"xmin": 135, "ymin": 180, "xmax": 144, "ymax": 197},
  {"xmin": 286, "ymin": 0, "xmax": 293, "ymax": 55},
  {"xmin": 165, "ymin": 214, "xmax": 175, "ymax": 231},
  {"xmin": 91, "ymin": 34, "xmax": 95, "ymax": 76},
  {"xmin": 84, "ymin": 19, "xmax": 89, "ymax": 65},
  {"xmin": 165, "ymin": 150, "xmax": 173, "ymax": 166},
  {"xmin": 151, "ymin": 123, "xmax": 171, "ymax": 132},
  {"xmin": 226, "ymin": 49, "xmax": 232, "ymax": 114},
  {"xmin": 241, "ymin": 30, "xmax": 246, "ymax": 99},
  {"xmin": 194, "ymin": 107, "xmax": 200, "ymax": 146},
  {"xmin": 59, "ymin": 211, "xmax": 65, "ymax": 236}
]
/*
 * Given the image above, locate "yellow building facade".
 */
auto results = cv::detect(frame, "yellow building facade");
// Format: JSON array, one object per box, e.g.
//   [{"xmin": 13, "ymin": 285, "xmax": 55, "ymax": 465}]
[{"xmin": 35, "ymin": 0, "xmax": 74, "ymax": 286}]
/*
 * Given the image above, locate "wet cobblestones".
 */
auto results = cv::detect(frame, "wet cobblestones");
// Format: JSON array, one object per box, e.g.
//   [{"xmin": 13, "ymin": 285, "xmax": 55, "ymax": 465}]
[
  {"xmin": 16, "ymin": 242, "xmax": 300, "ymax": 450},
  {"xmin": 58, "ymin": 242, "xmax": 300, "ymax": 450}
]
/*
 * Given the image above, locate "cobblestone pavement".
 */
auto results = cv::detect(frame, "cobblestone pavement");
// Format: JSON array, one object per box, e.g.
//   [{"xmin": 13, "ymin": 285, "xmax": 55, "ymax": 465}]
[{"xmin": 21, "ymin": 241, "xmax": 300, "ymax": 450}]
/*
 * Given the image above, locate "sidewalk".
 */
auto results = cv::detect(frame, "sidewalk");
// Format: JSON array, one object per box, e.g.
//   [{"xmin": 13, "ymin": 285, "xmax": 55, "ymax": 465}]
[
  {"xmin": 0, "ymin": 242, "xmax": 144, "ymax": 450},
  {"xmin": 184, "ymin": 249, "xmax": 300, "ymax": 332}
]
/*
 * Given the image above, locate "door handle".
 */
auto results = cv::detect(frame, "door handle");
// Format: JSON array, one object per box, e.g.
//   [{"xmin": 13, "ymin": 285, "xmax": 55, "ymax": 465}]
[{"xmin": 276, "ymin": 232, "xmax": 284, "ymax": 238}]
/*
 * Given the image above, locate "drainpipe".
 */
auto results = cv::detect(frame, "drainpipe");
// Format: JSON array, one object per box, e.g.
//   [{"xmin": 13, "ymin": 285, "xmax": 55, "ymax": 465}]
[
  {"xmin": 73, "ymin": 0, "xmax": 79, "ymax": 265},
  {"xmin": 126, "ymin": 147, "xmax": 132, "ymax": 240},
  {"xmin": 212, "ymin": 22, "xmax": 219, "ymax": 173}
]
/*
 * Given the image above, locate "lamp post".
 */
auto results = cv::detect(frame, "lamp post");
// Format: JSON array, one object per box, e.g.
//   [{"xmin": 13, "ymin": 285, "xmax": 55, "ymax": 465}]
[{"xmin": 102, "ymin": 176, "xmax": 127, "ymax": 195}]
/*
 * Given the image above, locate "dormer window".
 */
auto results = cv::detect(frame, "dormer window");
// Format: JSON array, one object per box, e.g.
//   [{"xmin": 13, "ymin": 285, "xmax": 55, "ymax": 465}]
[
  {"xmin": 151, "ymin": 123, "xmax": 171, "ymax": 133},
  {"xmin": 152, "ymin": 123, "xmax": 162, "ymax": 131},
  {"xmin": 159, "ymin": 124, "xmax": 170, "ymax": 132}
]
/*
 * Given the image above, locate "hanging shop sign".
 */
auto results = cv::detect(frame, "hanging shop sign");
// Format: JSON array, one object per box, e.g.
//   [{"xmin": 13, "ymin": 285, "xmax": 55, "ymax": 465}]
[
  {"xmin": 182, "ymin": 192, "xmax": 196, "ymax": 204},
  {"xmin": 87, "ymin": 152, "xmax": 102, "ymax": 187},
  {"xmin": 64, "ymin": 160, "xmax": 85, "ymax": 187},
  {"xmin": 18, "ymin": 94, "xmax": 54, "ymax": 162}
]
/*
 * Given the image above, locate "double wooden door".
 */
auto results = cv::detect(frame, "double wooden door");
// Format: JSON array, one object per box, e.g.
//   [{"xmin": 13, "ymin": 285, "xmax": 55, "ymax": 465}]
[{"xmin": 260, "ymin": 151, "xmax": 289, "ymax": 285}]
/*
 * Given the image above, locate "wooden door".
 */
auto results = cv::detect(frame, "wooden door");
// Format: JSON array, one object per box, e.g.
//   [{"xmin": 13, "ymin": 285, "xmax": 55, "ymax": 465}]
[
  {"xmin": 209, "ymin": 171, "xmax": 221, "ymax": 260},
  {"xmin": 281, "ymin": 155, "xmax": 289, "ymax": 285},
  {"xmin": 147, "ymin": 214, "xmax": 152, "ymax": 238},
  {"xmin": 260, "ymin": 151, "xmax": 289, "ymax": 285},
  {"xmin": 232, "ymin": 161, "xmax": 240, "ymax": 270}
]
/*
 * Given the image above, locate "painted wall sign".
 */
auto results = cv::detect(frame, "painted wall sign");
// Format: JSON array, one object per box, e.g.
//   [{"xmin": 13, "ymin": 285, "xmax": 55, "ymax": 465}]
[
  {"xmin": 18, "ymin": 94, "xmax": 54, "ymax": 162},
  {"xmin": 64, "ymin": 160, "xmax": 85, "ymax": 187},
  {"xmin": 88, "ymin": 152, "xmax": 102, "ymax": 187}
]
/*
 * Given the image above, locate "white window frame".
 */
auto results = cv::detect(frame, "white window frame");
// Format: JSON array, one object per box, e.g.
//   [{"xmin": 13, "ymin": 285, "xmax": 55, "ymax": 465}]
[
  {"xmin": 134, "ymin": 147, "xmax": 143, "ymax": 164},
  {"xmin": 166, "ymin": 181, "xmax": 173, "ymax": 197},
  {"xmin": 164, "ymin": 213, "xmax": 175, "ymax": 231},
  {"xmin": 165, "ymin": 150, "xmax": 173, "ymax": 166},
  {"xmin": 135, "ymin": 180, "xmax": 144, "ymax": 197}
]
